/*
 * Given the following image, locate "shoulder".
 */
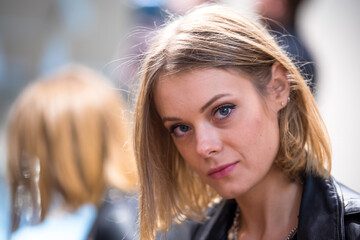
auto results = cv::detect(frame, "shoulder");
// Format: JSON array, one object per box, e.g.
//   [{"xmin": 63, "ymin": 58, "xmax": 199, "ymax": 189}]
[
  {"xmin": 330, "ymin": 176, "xmax": 360, "ymax": 216},
  {"xmin": 337, "ymin": 181, "xmax": 360, "ymax": 215},
  {"xmin": 298, "ymin": 174, "xmax": 360, "ymax": 239},
  {"xmin": 332, "ymin": 177, "xmax": 360, "ymax": 238},
  {"xmin": 161, "ymin": 199, "xmax": 236, "ymax": 240}
]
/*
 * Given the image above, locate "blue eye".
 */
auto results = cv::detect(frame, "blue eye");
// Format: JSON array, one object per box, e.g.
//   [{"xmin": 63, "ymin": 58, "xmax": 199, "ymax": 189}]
[
  {"xmin": 213, "ymin": 104, "xmax": 235, "ymax": 120},
  {"xmin": 170, "ymin": 124, "xmax": 191, "ymax": 137}
]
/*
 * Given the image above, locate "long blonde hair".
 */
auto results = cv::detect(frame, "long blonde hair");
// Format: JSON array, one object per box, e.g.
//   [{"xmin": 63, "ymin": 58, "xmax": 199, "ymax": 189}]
[
  {"xmin": 134, "ymin": 4, "xmax": 331, "ymax": 239},
  {"xmin": 7, "ymin": 64, "xmax": 137, "ymax": 231}
]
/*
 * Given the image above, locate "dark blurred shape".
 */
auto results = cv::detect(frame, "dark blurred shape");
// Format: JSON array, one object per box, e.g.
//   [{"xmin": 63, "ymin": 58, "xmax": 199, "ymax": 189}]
[
  {"xmin": 6, "ymin": 64, "xmax": 138, "ymax": 240},
  {"xmin": 256, "ymin": 0, "xmax": 317, "ymax": 93},
  {"xmin": 88, "ymin": 188, "xmax": 138, "ymax": 240}
]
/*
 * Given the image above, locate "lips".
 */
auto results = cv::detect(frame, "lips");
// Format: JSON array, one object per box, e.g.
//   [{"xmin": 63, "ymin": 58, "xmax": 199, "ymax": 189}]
[{"xmin": 207, "ymin": 161, "xmax": 238, "ymax": 179}]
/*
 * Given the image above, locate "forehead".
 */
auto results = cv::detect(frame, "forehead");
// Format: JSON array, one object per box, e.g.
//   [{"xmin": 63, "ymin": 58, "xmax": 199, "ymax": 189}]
[
  {"xmin": 153, "ymin": 68, "xmax": 260, "ymax": 115},
  {"xmin": 159, "ymin": 68, "xmax": 224, "ymax": 88},
  {"xmin": 155, "ymin": 67, "xmax": 254, "ymax": 93}
]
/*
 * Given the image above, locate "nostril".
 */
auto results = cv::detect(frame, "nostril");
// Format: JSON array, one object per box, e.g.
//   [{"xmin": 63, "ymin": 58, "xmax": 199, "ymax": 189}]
[
  {"xmin": 201, "ymin": 148, "xmax": 219, "ymax": 159},
  {"xmin": 197, "ymin": 145, "xmax": 214, "ymax": 158},
  {"xmin": 207, "ymin": 150, "xmax": 217, "ymax": 157}
]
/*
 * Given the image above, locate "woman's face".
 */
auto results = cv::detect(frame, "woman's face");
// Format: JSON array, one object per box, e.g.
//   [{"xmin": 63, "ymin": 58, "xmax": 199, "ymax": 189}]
[{"xmin": 154, "ymin": 67, "xmax": 286, "ymax": 199}]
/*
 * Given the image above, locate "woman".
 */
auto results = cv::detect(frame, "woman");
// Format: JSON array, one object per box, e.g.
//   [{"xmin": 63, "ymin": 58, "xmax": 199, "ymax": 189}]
[
  {"xmin": 7, "ymin": 65, "xmax": 138, "ymax": 239},
  {"xmin": 134, "ymin": 4, "xmax": 360, "ymax": 240}
]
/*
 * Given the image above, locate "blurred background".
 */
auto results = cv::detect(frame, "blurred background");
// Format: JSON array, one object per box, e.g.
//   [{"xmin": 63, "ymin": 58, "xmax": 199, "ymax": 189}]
[{"xmin": 0, "ymin": 0, "xmax": 359, "ymax": 238}]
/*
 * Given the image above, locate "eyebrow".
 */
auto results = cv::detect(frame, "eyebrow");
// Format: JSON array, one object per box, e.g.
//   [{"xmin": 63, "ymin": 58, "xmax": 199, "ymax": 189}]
[
  {"xmin": 200, "ymin": 93, "xmax": 230, "ymax": 113},
  {"xmin": 162, "ymin": 93, "xmax": 231, "ymax": 123},
  {"xmin": 162, "ymin": 116, "xmax": 182, "ymax": 123}
]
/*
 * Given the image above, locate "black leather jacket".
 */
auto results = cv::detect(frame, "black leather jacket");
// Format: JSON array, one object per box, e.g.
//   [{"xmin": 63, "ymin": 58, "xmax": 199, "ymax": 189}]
[{"xmin": 162, "ymin": 174, "xmax": 360, "ymax": 240}]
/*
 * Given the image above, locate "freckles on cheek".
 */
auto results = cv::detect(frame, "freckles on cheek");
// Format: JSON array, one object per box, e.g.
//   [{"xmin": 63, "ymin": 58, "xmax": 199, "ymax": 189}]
[{"xmin": 242, "ymin": 115, "xmax": 264, "ymax": 145}]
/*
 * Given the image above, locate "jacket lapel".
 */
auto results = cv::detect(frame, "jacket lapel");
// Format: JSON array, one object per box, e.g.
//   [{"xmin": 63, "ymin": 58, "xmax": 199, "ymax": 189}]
[
  {"xmin": 297, "ymin": 175, "xmax": 344, "ymax": 240},
  {"xmin": 194, "ymin": 199, "xmax": 237, "ymax": 240}
]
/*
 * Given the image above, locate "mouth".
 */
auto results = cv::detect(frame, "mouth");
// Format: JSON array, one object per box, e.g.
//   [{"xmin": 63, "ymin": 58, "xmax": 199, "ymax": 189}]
[{"xmin": 207, "ymin": 161, "xmax": 239, "ymax": 179}]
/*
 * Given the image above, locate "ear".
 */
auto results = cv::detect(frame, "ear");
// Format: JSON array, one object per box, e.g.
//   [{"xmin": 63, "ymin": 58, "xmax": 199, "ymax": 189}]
[{"xmin": 266, "ymin": 62, "xmax": 290, "ymax": 112}]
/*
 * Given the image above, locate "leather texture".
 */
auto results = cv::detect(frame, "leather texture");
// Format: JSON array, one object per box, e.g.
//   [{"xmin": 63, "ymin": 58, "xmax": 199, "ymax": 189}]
[{"xmin": 161, "ymin": 174, "xmax": 360, "ymax": 240}]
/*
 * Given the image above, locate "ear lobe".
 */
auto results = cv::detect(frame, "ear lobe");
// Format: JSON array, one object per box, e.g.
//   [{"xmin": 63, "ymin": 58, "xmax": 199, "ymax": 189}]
[{"xmin": 268, "ymin": 62, "xmax": 290, "ymax": 110}]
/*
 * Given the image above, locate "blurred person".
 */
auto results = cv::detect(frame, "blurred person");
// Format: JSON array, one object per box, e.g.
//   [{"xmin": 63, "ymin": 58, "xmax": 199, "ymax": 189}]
[
  {"xmin": 133, "ymin": 4, "xmax": 360, "ymax": 240},
  {"xmin": 6, "ymin": 65, "xmax": 138, "ymax": 240},
  {"xmin": 255, "ymin": 0, "xmax": 317, "ymax": 94}
]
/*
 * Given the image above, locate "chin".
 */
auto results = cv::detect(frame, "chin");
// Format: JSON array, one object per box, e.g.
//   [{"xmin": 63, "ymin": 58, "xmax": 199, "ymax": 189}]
[
  {"xmin": 215, "ymin": 187, "xmax": 247, "ymax": 199},
  {"xmin": 207, "ymin": 178, "xmax": 252, "ymax": 199}
]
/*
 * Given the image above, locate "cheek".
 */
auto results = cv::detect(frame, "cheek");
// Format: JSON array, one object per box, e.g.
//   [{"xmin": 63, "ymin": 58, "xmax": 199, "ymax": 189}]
[
  {"xmin": 250, "ymin": 114, "xmax": 280, "ymax": 162},
  {"xmin": 227, "ymin": 111, "xmax": 279, "ymax": 158},
  {"xmin": 231, "ymin": 113, "xmax": 266, "ymax": 144},
  {"xmin": 244, "ymin": 116, "xmax": 264, "ymax": 144},
  {"xmin": 254, "ymin": 115, "xmax": 279, "ymax": 144},
  {"xmin": 173, "ymin": 141, "xmax": 199, "ymax": 169}
]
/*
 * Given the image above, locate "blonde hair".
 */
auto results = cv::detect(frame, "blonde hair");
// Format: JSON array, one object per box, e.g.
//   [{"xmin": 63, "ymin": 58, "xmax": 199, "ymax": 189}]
[
  {"xmin": 7, "ymin": 64, "xmax": 137, "ymax": 231},
  {"xmin": 134, "ymin": 4, "xmax": 331, "ymax": 239}
]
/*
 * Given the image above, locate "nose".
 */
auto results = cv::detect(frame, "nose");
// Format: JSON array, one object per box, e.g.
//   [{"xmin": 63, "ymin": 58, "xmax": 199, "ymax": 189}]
[{"xmin": 195, "ymin": 124, "xmax": 223, "ymax": 159}]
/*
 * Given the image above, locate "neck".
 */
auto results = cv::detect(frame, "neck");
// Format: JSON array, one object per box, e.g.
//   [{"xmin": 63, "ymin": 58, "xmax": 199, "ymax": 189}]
[{"xmin": 235, "ymin": 165, "xmax": 302, "ymax": 240}]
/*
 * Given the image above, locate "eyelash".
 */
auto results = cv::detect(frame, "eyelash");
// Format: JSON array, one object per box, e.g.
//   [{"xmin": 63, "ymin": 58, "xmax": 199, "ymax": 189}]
[
  {"xmin": 168, "ymin": 103, "xmax": 236, "ymax": 138},
  {"xmin": 212, "ymin": 104, "xmax": 236, "ymax": 121},
  {"xmin": 169, "ymin": 124, "xmax": 191, "ymax": 137}
]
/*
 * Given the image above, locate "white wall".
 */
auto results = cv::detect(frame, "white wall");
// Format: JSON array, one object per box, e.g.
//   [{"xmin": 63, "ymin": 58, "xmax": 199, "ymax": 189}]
[{"xmin": 299, "ymin": 0, "xmax": 360, "ymax": 192}]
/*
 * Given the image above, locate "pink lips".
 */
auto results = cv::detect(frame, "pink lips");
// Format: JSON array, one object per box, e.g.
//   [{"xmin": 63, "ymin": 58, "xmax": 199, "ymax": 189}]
[{"xmin": 207, "ymin": 162, "xmax": 238, "ymax": 179}]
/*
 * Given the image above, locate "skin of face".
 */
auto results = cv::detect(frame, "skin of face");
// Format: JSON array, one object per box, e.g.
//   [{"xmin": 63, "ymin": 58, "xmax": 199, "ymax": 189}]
[{"xmin": 154, "ymin": 67, "xmax": 288, "ymax": 199}]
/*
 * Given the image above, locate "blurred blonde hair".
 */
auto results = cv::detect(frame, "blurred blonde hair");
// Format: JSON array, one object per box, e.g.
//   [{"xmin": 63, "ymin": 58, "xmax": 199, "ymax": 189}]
[
  {"xmin": 134, "ymin": 4, "xmax": 331, "ymax": 239},
  {"xmin": 7, "ymin": 64, "xmax": 137, "ymax": 231}
]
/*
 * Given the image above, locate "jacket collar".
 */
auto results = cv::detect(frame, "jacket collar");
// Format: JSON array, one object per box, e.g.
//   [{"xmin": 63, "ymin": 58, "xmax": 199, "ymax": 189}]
[
  {"xmin": 195, "ymin": 174, "xmax": 348, "ymax": 240},
  {"xmin": 197, "ymin": 199, "xmax": 237, "ymax": 240},
  {"xmin": 298, "ymin": 174, "xmax": 344, "ymax": 240},
  {"xmin": 337, "ymin": 181, "xmax": 360, "ymax": 215}
]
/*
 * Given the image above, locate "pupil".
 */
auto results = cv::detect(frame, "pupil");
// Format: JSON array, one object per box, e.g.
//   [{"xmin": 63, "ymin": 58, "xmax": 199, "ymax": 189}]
[
  {"xmin": 220, "ymin": 107, "xmax": 229, "ymax": 115},
  {"xmin": 180, "ymin": 125, "xmax": 189, "ymax": 132}
]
